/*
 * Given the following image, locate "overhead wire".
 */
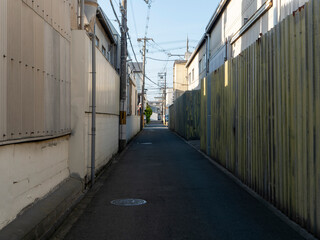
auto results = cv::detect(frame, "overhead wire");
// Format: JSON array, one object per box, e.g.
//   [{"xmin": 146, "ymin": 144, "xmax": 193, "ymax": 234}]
[{"xmin": 146, "ymin": 57, "xmax": 176, "ymax": 62}]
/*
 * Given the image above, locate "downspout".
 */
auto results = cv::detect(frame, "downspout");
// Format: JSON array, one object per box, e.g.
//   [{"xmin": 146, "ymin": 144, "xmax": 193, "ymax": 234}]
[
  {"xmin": 80, "ymin": 0, "xmax": 85, "ymax": 29},
  {"xmin": 206, "ymin": 33, "xmax": 211, "ymax": 155},
  {"xmin": 91, "ymin": 24, "xmax": 96, "ymax": 186}
]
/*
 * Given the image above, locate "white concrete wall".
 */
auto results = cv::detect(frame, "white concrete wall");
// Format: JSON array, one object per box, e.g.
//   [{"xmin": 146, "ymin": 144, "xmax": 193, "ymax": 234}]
[
  {"xmin": 173, "ymin": 62, "xmax": 188, "ymax": 92},
  {"xmin": 0, "ymin": 136, "xmax": 69, "ymax": 229},
  {"xmin": 70, "ymin": 30, "xmax": 120, "ymax": 180},
  {"xmin": 126, "ymin": 116, "xmax": 140, "ymax": 142},
  {"xmin": 85, "ymin": 114, "xmax": 119, "ymax": 171}
]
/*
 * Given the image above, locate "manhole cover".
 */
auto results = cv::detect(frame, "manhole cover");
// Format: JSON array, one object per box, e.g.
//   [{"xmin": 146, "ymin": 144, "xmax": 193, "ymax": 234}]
[{"xmin": 110, "ymin": 199, "xmax": 147, "ymax": 206}]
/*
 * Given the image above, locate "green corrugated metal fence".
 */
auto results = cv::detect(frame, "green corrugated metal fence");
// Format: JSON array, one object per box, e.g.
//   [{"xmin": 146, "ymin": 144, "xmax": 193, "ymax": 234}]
[
  {"xmin": 201, "ymin": 1, "xmax": 320, "ymax": 237},
  {"xmin": 169, "ymin": 90, "xmax": 201, "ymax": 140}
]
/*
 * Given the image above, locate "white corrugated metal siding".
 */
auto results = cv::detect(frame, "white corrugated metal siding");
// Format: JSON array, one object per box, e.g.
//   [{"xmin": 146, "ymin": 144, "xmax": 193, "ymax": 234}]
[
  {"xmin": 87, "ymin": 43, "xmax": 120, "ymax": 115},
  {"xmin": 0, "ymin": 0, "xmax": 7, "ymax": 142},
  {"xmin": 1, "ymin": 0, "xmax": 72, "ymax": 143}
]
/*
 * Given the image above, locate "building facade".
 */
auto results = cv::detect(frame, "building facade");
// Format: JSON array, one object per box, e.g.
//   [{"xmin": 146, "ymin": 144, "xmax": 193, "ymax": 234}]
[
  {"xmin": 173, "ymin": 60, "xmax": 188, "ymax": 102},
  {"xmin": 0, "ymin": 0, "xmax": 136, "ymax": 234},
  {"xmin": 185, "ymin": 0, "xmax": 310, "ymax": 93}
]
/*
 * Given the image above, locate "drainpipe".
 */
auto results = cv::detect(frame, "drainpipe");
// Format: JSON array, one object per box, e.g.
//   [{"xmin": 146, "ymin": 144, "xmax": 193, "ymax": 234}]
[
  {"xmin": 80, "ymin": 0, "xmax": 84, "ymax": 29},
  {"xmin": 206, "ymin": 33, "xmax": 211, "ymax": 156},
  {"xmin": 90, "ymin": 25, "xmax": 96, "ymax": 186}
]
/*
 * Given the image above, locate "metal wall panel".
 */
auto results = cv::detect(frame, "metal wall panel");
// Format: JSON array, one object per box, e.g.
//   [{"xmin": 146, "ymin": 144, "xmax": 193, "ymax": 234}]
[
  {"xmin": 87, "ymin": 43, "xmax": 120, "ymax": 115},
  {"xmin": 6, "ymin": 0, "xmax": 22, "ymax": 139},
  {"xmin": 1, "ymin": 0, "xmax": 72, "ymax": 143},
  {"xmin": 44, "ymin": 0, "xmax": 52, "ymax": 23},
  {"xmin": 60, "ymin": 37, "xmax": 66, "ymax": 131},
  {"xmin": 0, "ymin": 0, "xmax": 7, "ymax": 142},
  {"xmin": 200, "ymin": 2, "xmax": 320, "ymax": 236},
  {"xmin": 21, "ymin": 3, "xmax": 35, "ymax": 138}
]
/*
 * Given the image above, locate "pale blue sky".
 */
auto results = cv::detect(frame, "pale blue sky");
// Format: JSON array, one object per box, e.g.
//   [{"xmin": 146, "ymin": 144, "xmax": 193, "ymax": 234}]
[{"xmin": 98, "ymin": 0, "xmax": 220, "ymax": 100}]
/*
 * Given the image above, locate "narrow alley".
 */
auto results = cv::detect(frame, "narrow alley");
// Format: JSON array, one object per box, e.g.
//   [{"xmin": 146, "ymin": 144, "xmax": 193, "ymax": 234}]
[{"xmin": 52, "ymin": 122, "xmax": 304, "ymax": 240}]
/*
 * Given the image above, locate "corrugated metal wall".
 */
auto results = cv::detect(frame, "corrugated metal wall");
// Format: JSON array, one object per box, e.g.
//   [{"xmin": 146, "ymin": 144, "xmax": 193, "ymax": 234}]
[
  {"xmin": 0, "ymin": 0, "xmax": 8, "ymax": 142},
  {"xmin": 86, "ymin": 43, "xmax": 120, "ymax": 115},
  {"xmin": 201, "ymin": 0, "xmax": 320, "ymax": 236},
  {"xmin": 1, "ymin": 0, "xmax": 72, "ymax": 142},
  {"xmin": 169, "ymin": 90, "xmax": 201, "ymax": 140}
]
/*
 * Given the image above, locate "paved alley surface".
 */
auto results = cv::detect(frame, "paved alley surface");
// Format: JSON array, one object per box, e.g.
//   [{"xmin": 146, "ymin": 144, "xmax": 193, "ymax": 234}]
[{"xmin": 61, "ymin": 122, "xmax": 304, "ymax": 240}]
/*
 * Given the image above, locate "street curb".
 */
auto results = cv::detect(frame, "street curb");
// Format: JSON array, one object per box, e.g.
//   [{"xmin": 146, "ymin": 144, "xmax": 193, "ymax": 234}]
[{"xmin": 172, "ymin": 131, "xmax": 318, "ymax": 240}]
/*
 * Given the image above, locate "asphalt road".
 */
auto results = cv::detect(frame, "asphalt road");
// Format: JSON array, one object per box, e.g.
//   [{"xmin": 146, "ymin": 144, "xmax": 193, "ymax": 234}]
[{"xmin": 62, "ymin": 122, "xmax": 304, "ymax": 240}]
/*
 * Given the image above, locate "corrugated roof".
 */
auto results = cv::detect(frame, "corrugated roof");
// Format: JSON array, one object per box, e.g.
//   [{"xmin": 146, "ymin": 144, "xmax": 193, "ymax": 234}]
[{"xmin": 129, "ymin": 62, "xmax": 143, "ymax": 72}]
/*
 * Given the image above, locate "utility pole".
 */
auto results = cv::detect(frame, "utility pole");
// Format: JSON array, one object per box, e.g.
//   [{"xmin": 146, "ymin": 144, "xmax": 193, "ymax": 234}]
[
  {"xmin": 119, "ymin": 0, "xmax": 127, "ymax": 151},
  {"xmin": 138, "ymin": 37, "xmax": 153, "ymax": 130},
  {"xmin": 158, "ymin": 72, "xmax": 166, "ymax": 124},
  {"xmin": 164, "ymin": 72, "xmax": 167, "ymax": 124}
]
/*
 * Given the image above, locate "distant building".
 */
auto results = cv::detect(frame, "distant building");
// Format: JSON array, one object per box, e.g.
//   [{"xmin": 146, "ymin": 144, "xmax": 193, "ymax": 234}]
[
  {"xmin": 166, "ymin": 88, "xmax": 174, "ymax": 107},
  {"xmin": 173, "ymin": 60, "xmax": 188, "ymax": 102},
  {"xmin": 128, "ymin": 62, "xmax": 144, "ymax": 114}
]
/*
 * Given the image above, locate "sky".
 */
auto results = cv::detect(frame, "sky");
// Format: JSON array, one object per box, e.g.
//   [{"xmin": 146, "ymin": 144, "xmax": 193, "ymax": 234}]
[{"xmin": 98, "ymin": 0, "xmax": 220, "ymax": 101}]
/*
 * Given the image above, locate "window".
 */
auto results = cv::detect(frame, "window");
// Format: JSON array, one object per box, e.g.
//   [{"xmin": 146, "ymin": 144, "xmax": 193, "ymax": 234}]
[
  {"xmin": 102, "ymin": 45, "xmax": 106, "ymax": 56},
  {"xmin": 95, "ymin": 36, "xmax": 99, "ymax": 48},
  {"xmin": 188, "ymin": 73, "xmax": 191, "ymax": 84}
]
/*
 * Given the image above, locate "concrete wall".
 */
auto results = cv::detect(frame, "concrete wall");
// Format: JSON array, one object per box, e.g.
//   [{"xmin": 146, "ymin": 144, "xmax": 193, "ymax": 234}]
[
  {"xmin": 70, "ymin": 30, "xmax": 120, "ymax": 180},
  {"xmin": 126, "ymin": 116, "xmax": 140, "ymax": 142},
  {"xmin": 173, "ymin": 62, "xmax": 188, "ymax": 92},
  {"xmin": 0, "ymin": 136, "xmax": 69, "ymax": 229}
]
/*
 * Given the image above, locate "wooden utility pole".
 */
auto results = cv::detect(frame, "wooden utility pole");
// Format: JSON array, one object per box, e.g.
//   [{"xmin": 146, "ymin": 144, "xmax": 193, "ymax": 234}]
[
  {"xmin": 119, "ymin": 0, "xmax": 127, "ymax": 150},
  {"xmin": 137, "ymin": 37, "xmax": 152, "ymax": 130}
]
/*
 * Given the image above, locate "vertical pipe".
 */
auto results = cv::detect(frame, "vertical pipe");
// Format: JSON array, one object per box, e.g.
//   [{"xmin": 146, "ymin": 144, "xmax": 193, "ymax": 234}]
[
  {"xmin": 164, "ymin": 72, "xmax": 167, "ymax": 124},
  {"xmin": 80, "ymin": 0, "xmax": 84, "ymax": 29},
  {"xmin": 91, "ymin": 25, "xmax": 96, "ymax": 186},
  {"xmin": 119, "ymin": 0, "xmax": 127, "ymax": 150},
  {"xmin": 141, "ymin": 39, "xmax": 146, "ymax": 130}
]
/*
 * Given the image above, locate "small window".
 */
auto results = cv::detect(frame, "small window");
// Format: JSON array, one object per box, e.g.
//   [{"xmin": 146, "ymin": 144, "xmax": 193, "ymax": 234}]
[
  {"xmin": 102, "ymin": 45, "xmax": 106, "ymax": 56},
  {"xmin": 95, "ymin": 36, "xmax": 99, "ymax": 47},
  {"xmin": 188, "ymin": 73, "xmax": 191, "ymax": 84}
]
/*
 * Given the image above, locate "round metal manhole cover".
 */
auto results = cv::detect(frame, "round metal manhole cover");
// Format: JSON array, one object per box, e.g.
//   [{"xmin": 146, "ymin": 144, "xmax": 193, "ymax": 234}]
[{"xmin": 110, "ymin": 199, "xmax": 147, "ymax": 206}]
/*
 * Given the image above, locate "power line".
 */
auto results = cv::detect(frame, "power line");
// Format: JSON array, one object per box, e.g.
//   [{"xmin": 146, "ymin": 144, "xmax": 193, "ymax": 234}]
[
  {"xmin": 146, "ymin": 57, "xmax": 176, "ymax": 62},
  {"xmin": 127, "ymin": 33, "xmax": 161, "ymax": 88},
  {"xmin": 109, "ymin": 0, "xmax": 122, "ymax": 31},
  {"xmin": 144, "ymin": 0, "xmax": 153, "ymax": 37},
  {"xmin": 129, "ymin": 0, "xmax": 139, "ymax": 38}
]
